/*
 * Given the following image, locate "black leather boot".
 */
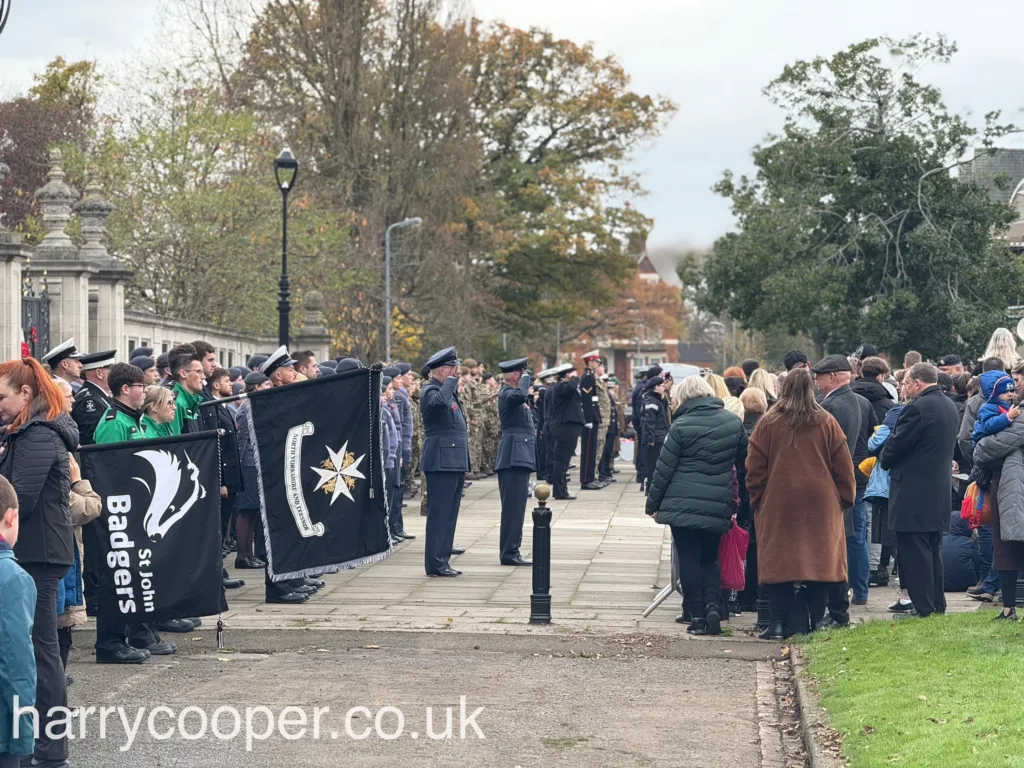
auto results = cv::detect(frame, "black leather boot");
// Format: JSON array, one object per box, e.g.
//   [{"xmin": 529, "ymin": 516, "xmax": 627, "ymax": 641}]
[{"xmin": 758, "ymin": 621, "xmax": 785, "ymax": 641}]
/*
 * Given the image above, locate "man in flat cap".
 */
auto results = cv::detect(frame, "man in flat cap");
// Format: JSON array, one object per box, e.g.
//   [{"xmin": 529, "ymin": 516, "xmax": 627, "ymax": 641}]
[
  {"xmin": 420, "ymin": 347, "xmax": 469, "ymax": 576},
  {"xmin": 813, "ymin": 353, "xmax": 877, "ymax": 626},
  {"xmin": 43, "ymin": 337, "xmax": 84, "ymax": 393},
  {"xmin": 72, "ymin": 350, "xmax": 117, "ymax": 446},
  {"xmin": 495, "ymin": 358, "xmax": 535, "ymax": 565},
  {"xmin": 578, "ymin": 350, "xmax": 603, "ymax": 490}
]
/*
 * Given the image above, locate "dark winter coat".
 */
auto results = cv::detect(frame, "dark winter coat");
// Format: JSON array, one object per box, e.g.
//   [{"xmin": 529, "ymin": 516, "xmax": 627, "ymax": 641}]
[
  {"xmin": 640, "ymin": 390, "xmax": 670, "ymax": 445},
  {"xmin": 198, "ymin": 396, "xmax": 243, "ymax": 494},
  {"xmin": 850, "ymin": 378, "xmax": 895, "ymax": 424},
  {"xmin": 0, "ymin": 410, "xmax": 78, "ymax": 567},
  {"xmin": 645, "ymin": 396, "xmax": 747, "ymax": 533},
  {"xmin": 940, "ymin": 512, "xmax": 980, "ymax": 592},
  {"xmin": 821, "ymin": 384, "xmax": 877, "ymax": 492},
  {"xmin": 880, "ymin": 386, "xmax": 960, "ymax": 533}
]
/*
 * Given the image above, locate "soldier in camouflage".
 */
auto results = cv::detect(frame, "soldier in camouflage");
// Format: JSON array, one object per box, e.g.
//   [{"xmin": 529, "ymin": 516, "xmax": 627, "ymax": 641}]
[
  {"xmin": 595, "ymin": 359, "xmax": 613, "ymax": 483},
  {"xmin": 481, "ymin": 372, "xmax": 501, "ymax": 475},
  {"xmin": 463, "ymin": 360, "xmax": 486, "ymax": 479}
]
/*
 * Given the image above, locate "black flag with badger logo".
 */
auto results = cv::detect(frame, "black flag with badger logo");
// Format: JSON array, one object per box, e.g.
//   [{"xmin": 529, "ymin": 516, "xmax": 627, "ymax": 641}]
[
  {"xmin": 79, "ymin": 430, "xmax": 224, "ymax": 623},
  {"xmin": 242, "ymin": 366, "xmax": 390, "ymax": 581}
]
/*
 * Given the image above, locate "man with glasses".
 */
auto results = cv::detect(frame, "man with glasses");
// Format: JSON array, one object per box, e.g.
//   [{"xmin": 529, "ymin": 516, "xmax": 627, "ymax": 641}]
[{"xmin": 170, "ymin": 353, "xmax": 206, "ymax": 435}]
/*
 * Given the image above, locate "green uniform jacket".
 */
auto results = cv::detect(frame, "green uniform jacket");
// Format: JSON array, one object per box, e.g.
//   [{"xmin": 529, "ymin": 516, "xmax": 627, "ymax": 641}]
[
  {"xmin": 141, "ymin": 414, "xmax": 174, "ymax": 439},
  {"xmin": 644, "ymin": 396, "xmax": 748, "ymax": 533},
  {"xmin": 93, "ymin": 401, "xmax": 146, "ymax": 445},
  {"xmin": 171, "ymin": 383, "xmax": 204, "ymax": 436}
]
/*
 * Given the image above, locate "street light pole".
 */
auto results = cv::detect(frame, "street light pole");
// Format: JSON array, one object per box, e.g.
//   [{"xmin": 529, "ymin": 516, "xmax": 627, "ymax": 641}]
[
  {"xmin": 384, "ymin": 216, "xmax": 422, "ymax": 361},
  {"xmin": 274, "ymin": 148, "xmax": 299, "ymax": 348}
]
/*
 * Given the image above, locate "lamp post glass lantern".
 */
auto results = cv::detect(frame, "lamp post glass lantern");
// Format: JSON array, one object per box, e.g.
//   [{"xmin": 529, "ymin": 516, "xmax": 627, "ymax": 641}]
[
  {"xmin": 274, "ymin": 148, "xmax": 299, "ymax": 348},
  {"xmin": 384, "ymin": 216, "xmax": 422, "ymax": 361}
]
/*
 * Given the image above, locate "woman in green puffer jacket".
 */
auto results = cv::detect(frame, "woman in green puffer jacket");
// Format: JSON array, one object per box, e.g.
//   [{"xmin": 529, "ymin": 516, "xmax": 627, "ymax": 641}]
[{"xmin": 645, "ymin": 375, "xmax": 748, "ymax": 636}]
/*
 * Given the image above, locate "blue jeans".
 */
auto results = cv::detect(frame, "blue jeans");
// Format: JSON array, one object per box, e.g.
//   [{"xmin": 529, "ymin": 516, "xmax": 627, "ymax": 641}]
[
  {"xmin": 847, "ymin": 492, "xmax": 870, "ymax": 601},
  {"xmin": 977, "ymin": 524, "xmax": 1001, "ymax": 593}
]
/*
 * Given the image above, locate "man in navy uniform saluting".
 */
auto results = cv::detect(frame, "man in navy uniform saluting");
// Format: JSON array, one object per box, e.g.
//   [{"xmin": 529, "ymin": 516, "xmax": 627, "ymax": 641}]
[
  {"xmin": 420, "ymin": 347, "xmax": 470, "ymax": 577},
  {"xmin": 495, "ymin": 358, "xmax": 535, "ymax": 566}
]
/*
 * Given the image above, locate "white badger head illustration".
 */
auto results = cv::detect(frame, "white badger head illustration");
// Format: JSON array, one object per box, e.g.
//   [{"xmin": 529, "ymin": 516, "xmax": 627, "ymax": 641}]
[{"xmin": 133, "ymin": 449, "xmax": 207, "ymax": 541}]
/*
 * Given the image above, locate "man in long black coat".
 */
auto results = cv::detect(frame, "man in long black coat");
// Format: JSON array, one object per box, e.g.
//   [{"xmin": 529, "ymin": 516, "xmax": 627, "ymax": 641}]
[
  {"xmin": 880, "ymin": 363, "xmax": 960, "ymax": 617},
  {"xmin": 495, "ymin": 358, "xmax": 535, "ymax": 566}
]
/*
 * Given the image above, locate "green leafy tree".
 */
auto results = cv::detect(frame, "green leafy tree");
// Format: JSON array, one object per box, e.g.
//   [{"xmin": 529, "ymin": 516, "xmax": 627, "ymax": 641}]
[{"xmin": 699, "ymin": 36, "xmax": 1021, "ymax": 361}]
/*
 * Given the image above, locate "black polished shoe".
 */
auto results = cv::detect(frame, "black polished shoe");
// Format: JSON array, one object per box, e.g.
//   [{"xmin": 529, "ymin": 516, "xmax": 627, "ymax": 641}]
[
  {"xmin": 304, "ymin": 577, "xmax": 325, "ymax": 588},
  {"xmin": 817, "ymin": 616, "xmax": 850, "ymax": 630},
  {"xmin": 133, "ymin": 640, "xmax": 177, "ymax": 656},
  {"xmin": 450, "ymin": 547, "xmax": 466, "ymax": 556},
  {"xmin": 293, "ymin": 584, "xmax": 318, "ymax": 595},
  {"xmin": 234, "ymin": 556, "xmax": 264, "ymax": 569},
  {"xmin": 98, "ymin": 646, "xmax": 151, "ymax": 664},
  {"xmin": 675, "ymin": 613, "xmax": 688, "ymax": 624},
  {"xmin": 758, "ymin": 622, "xmax": 785, "ymax": 641},
  {"xmin": 266, "ymin": 591, "xmax": 308, "ymax": 604},
  {"xmin": 223, "ymin": 577, "xmax": 245, "ymax": 589},
  {"xmin": 554, "ymin": 494, "xmax": 577, "ymax": 501},
  {"xmin": 581, "ymin": 482, "xmax": 603, "ymax": 491},
  {"xmin": 187, "ymin": 617, "xmax": 202, "ymax": 628},
  {"xmin": 156, "ymin": 618, "xmax": 194, "ymax": 633},
  {"xmin": 501, "ymin": 555, "xmax": 532, "ymax": 566},
  {"xmin": 686, "ymin": 618, "xmax": 707, "ymax": 636},
  {"xmin": 395, "ymin": 531, "xmax": 416, "ymax": 540},
  {"xmin": 427, "ymin": 568, "xmax": 460, "ymax": 577}
]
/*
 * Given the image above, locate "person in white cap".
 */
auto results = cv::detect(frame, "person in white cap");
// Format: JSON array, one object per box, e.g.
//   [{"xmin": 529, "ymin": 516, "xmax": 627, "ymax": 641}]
[
  {"xmin": 71, "ymin": 350, "xmax": 116, "ymax": 447},
  {"xmin": 42, "ymin": 338, "xmax": 84, "ymax": 393}
]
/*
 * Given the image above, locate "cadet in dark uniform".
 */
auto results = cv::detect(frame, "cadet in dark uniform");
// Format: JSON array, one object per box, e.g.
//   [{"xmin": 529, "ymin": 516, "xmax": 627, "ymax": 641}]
[
  {"xmin": 71, "ymin": 350, "xmax": 117, "ymax": 446},
  {"xmin": 495, "ymin": 358, "xmax": 535, "ymax": 566},
  {"xmin": 548, "ymin": 363, "xmax": 584, "ymax": 500},
  {"xmin": 420, "ymin": 347, "xmax": 469, "ymax": 577},
  {"xmin": 537, "ymin": 368, "xmax": 558, "ymax": 483},
  {"xmin": 579, "ymin": 350, "xmax": 601, "ymax": 489}
]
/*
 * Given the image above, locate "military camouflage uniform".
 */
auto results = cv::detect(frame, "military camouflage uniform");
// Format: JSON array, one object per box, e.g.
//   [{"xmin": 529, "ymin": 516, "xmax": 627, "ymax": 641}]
[
  {"xmin": 409, "ymin": 386, "xmax": 424, "ymax": 501},
  {"xmin": 595, "ymin": 378, "xmax": 611, "ymax": 476},
  {"xmin": 481, "ymin": 386, "xmax": 500, "ymax": 474},
  {"xmin": 466, "ymin": 377, "xmax": 486, "ymax": 478}
]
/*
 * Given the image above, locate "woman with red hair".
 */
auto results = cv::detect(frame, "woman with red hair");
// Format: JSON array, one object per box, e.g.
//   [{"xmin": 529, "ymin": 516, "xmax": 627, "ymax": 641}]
[{"xmin": 0, "ymin": 356, "xmax": 78, "ymax": 766}]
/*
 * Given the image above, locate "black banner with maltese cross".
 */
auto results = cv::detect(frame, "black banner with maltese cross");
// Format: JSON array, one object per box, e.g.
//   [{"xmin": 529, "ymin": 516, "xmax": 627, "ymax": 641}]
[
  {"xmin": 242, "ymin": 366, "xmax": 389, "ymax": 580},
  {"xmin": 79, "ymin": 430, "xmax": 225, "ymax": 623}
]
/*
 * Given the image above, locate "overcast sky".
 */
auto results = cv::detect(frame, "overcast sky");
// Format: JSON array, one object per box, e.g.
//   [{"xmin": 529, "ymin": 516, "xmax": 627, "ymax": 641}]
[{"xmin": 2, "ymin": 0, "xmax": 1022, "ymax": 250}]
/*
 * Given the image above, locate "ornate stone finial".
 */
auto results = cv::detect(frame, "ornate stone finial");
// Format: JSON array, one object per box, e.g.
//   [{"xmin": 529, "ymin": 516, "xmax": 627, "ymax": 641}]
[
  {"xmin": 34, "ymin": 149, "xmax": 79, "ymax": 250},
  {"xmin": 74, "ymin": 172, "xmax": 116, "ymax": 262},
  {"xmin": 302, "ymin": 290, "xmax": 328, "ymax": 333}
]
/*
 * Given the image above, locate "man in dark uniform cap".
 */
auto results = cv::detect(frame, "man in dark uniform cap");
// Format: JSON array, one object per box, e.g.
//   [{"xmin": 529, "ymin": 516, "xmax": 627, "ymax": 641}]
[
  {"xmin": 420, "ymin": 347, "xmax": 469, "ymax": 576},
  {"xmin": 548, "ymin": 363, "xmax": 584, "ymax": 500},
  {"xmin": 72, "ymin": 350, "xmax": 117, "ymax": 446},
  {"xmin": 42, "ymin": 337, "xmax": 84, "ymax": 393},
  {"xmin": 578, "ymin": 350, "xmax": 603, "ymax": 490},
  {"xmin": 130, "ymin": 354, "xmax": 159, "ymax": 385},
  {"xmin": 495, "ymin": 358, "xmax": 534, "ymax": 565}
]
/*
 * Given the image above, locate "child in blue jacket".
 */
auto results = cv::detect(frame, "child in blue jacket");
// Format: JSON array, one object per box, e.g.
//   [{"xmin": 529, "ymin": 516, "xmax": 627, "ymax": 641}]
[
  {"xmin": 0, "ymin": 475, "xmax": 36, "ymax": 766},
  {"xmin": 972, "ymin": 371, "xmax": 1021, "ymax": 444}
]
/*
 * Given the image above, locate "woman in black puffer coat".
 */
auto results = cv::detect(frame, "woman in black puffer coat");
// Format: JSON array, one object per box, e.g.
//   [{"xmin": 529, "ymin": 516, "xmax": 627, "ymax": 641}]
[
  {"xmin": 640, "ymin": 375, "xmax": 670, "ymax": 493},
  {"xmin": 645, "ymin": 375, "xmax": 747, "ymax": 636},
  {"xmin": 0, "ymin": 357, "xmax": 78, "ymax": 766}
]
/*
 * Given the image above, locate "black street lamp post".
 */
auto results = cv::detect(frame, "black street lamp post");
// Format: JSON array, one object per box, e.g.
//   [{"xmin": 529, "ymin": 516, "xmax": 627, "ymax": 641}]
[{"xmin": 274, "ymin": 148, "xmax": 298, "ymax": 348}]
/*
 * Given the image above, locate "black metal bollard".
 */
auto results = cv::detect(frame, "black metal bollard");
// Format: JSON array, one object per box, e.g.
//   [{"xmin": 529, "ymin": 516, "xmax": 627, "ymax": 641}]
[{"xmin": 529, "ymin": 483, "xmax": 552, "ymax": 624}]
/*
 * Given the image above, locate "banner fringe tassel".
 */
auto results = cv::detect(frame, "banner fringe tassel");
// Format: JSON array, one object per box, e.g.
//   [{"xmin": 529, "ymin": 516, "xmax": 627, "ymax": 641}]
[{"xmin": 216, "ymin": 616, "xmax": 225, "ymax": 649}]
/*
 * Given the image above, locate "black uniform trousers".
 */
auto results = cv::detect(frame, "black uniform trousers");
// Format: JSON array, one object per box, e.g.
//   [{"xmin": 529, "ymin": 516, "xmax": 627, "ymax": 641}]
[
  {"xmin": 635, "ymin": 425, "xmax": 645, "ymax": 478},
  {"xmin": 549, "ymin": 423, "xmax": 583, "ymax": 499},
  {"xmin": 599, "ymin": 428, "xmax": 616, "ymax": 478},
  {"xmin": 424, "ymin": 471, "xmax": 465, "ymax": 574},
  {"xmin": 498, "ymin": 467, "xmax": 531, "ymax": 562},
  {"xmin": 580, "ymin": 425, "xmax": 598, "ymax": 484},
  {"xmin": 20, "ymin": 563, "xmax": 70, "ymax": 763},
  {"xmin": 642, "ymin": 439, "xmax": 664, "ymax": 490},
  {"xmin": 95, "ymin": 615, "xmax": 160, "ymax": 655},
  {"xmin": 896, "ymin": 531, "xmax": 946, "ymax": 617},
  {"xmin": 544, "ymin": 427, "xmax": 555, "ymax": 483},
  {"xmin": 386, "ymin": 466, "xmax": 405, "ymax": 535},
  {"xmin": 82, "ymin": 518, "xmax": 103, "ymax": 615}
]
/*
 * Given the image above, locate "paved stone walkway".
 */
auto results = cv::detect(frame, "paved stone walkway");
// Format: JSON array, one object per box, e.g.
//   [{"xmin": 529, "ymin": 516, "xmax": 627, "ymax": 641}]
[{"xmin": 219, "ymin": 474, "xmax": 977, "ymax": 636}]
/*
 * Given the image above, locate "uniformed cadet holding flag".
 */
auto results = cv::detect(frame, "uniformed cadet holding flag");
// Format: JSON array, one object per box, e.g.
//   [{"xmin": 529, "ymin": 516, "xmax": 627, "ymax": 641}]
[
  {"xmin": 93, "ymin": 362, "xmax": 179, "ymax": 663},
  {"xmin": 420, "ymin": 347, "xmax": 470, "ymax": 577},
  {"xmin": 495, "ymin": 358, "xmax": 534, "ymax": 566}
]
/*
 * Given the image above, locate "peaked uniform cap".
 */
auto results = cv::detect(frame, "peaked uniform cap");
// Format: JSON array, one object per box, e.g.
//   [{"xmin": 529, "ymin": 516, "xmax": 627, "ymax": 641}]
[
  {"xmin": 42, "ymin": 338, "xmax": 82, "ymax": 366},
  {"xmin": 259, "ymin": 346, "xmax": 297, "ymax": 377},
  {"xmin": 499, "ymin": 358, "xmax": 529, "ymax": 373},
  {"xmin": 425, "ymin": 347, "xmax": 460, "ymax": 371},
  {"xmin": 80, "ymin": 350, "xmax": 117, "ymax": 371},
  {"xmin": 581, "ymin": 349, "xmax": 600, "ymax": 361}
]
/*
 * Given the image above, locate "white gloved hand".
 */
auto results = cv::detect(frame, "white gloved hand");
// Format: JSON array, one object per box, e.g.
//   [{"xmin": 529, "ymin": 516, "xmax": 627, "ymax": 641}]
[{"xmin": 585, "ymin": 423, "xmax": 593, "ymax": 429}]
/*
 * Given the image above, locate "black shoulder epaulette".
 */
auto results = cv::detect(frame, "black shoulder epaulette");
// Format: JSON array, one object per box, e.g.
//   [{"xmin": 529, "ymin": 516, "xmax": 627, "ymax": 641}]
[{"xmin": 104, "ymin": 410, "xmax": 116, "ymax": 421}]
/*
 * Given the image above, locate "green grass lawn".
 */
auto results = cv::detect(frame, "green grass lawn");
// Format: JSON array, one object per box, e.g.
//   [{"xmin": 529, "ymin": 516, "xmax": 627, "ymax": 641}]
[{"xmin": 800, "ymin": 611, "xmax": 1024, "ymax": 767}]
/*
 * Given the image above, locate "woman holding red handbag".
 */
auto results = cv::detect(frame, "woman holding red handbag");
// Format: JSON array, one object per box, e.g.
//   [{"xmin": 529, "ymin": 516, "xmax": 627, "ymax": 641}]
[{"xmin": 645, "ymin": 376, "xmax": 748, "ymax": 636}]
